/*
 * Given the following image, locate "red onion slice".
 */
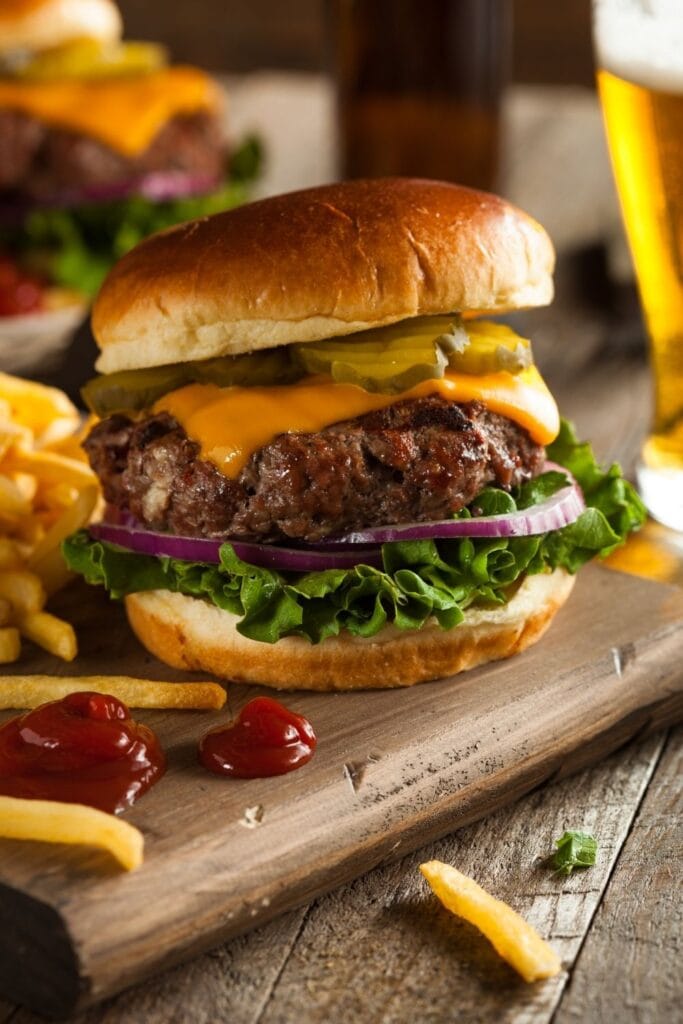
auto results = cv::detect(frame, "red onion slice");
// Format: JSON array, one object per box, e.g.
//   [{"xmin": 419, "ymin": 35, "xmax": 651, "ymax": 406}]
[
  {"xmin": 1, "ymin": 171, "xmax": 223, "ymax": 221},
  {"xmin": 89, "ymin": 468, "xmax": 585, "ymax": 573},
  {"xmin": 89, "ymin": 523, "xmax": 384, "ymax": 572},
  {"xmin": 326, "ymin": 477, "xmax": 585, "ymax": 545}
]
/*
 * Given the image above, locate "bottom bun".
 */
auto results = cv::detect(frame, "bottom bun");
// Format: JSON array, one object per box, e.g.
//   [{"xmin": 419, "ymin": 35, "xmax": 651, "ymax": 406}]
[{"xmin": 124, "ymin": 570, "xmax": 575, "ymax": 691}]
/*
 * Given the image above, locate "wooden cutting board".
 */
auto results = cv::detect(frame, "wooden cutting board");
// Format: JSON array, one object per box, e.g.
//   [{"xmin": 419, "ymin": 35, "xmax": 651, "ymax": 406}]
[{"xmin": 1, "ymin": 565, "xmax": 683, "ymax": 1018}]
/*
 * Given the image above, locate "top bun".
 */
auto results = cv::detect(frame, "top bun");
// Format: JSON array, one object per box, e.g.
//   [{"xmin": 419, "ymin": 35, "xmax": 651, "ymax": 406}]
[
  {"xmin": 0, "ymin": 0, "xmax": 122, "ymax": 54},
  {"xmin": 93, "ymin": 178, "xmax": 555, "ymax": 375}
]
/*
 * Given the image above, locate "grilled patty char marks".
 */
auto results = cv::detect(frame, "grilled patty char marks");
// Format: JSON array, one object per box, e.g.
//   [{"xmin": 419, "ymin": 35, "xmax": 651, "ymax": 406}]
[{"xmin": 84, "ymin": 398, "xmax": 545, "ymax": 543}]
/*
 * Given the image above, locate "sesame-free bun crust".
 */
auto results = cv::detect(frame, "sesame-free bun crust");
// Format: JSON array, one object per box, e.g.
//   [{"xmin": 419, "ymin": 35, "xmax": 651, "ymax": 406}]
[
  {"xmin": 0, "ymin": 0, "xmax": 122, "ymax": 54},
  {"xmin": 93, "ymin": 178, "xmax": 555, "ymax": 374},
  {"xmin": 124, "ymin": 570, "xmax": 574, "ymax": 691}
]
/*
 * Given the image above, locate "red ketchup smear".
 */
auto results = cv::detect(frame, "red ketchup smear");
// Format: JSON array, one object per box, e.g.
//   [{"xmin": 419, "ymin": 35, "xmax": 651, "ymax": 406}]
[
  {"xmin": 0, "ymin": 691, "xmax": 166, "ymax": 813},
  {"xmin": 199, "ymin": 697, "xmax": 317, "ymax": 778}
]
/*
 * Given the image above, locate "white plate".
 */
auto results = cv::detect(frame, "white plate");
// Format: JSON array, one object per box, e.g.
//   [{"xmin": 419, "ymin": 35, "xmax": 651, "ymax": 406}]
[{"xmin": 0, "ymin": 303, "xmax": 87, "ymax": 374}]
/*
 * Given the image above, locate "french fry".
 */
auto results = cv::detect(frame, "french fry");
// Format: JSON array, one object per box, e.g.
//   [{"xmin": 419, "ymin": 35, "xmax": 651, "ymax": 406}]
[
  {"xmin": 420, "ymin": 861, "xmax": 561, "ymax": 983},
  {"xmin": 28, "ymin": 544, "xmax": 74, "ymax": 597},
  {"xmin": 12, "ymin": 516, "xmax": 45, "ymax": 546},
  {"xmin": 0, "ymin": 475, "xmax": 31, "ymax": 518},
  {"xmin": 37, "ymin": 415, "xmax": 83, "ymax": 450},
  {"xmin": 50, "ymin": 417, "xmax": 98, "ymax": 461},
  {"xmin": 4, "ymin": 450, "xmax": 96, "ymax": 489},
  {"xmin": 0, "ymin": 628, "xmax": 20, "ymax": 664},
  {"xmin": 18, "ymin": 612, "xmax": 77, "ymax": 662},
  {"xmin": 28, "ymin": 486, "xmax": 98, "ymax": 572},
  {"xmin": 0, "ymin": 419, "xmax": 33, "ymax": 458},
  {"xmin": 0, "ymin": 675, "xmax": 227, "ymax": 710},
  {"xmin": 35, "ymin": 482, "xmax": 78, "ymax": 510},
  {"xmin": 0, "ymin": 537, "xmax": 21, "ymax": 569},
  {"xmin": 0, "ymin": 570, "xmax": 46, "ymax": 616},
  {"xmin": 34, "ymin": 508, "xmax": 62, "ymax": 531},
  {"xmin": 0, "ymin": 598, "xmax": 11, "ymax": 626},
  {"xmin": 11, "ymin": 471, "xmax": 38, "ymax": 502},
  {"xmin": 0, "ymin": 372, "xmax": 78, "ymax": 443},
  {"xmin": 0, "ymin": 796, "xmax": 143, "ymax": 871}
]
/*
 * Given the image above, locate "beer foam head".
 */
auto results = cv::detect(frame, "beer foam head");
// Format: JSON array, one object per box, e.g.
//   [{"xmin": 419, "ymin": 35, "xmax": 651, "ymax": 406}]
[{"xmin": 594, "ymin": 0, "xmax": 683, "ymax": 92}]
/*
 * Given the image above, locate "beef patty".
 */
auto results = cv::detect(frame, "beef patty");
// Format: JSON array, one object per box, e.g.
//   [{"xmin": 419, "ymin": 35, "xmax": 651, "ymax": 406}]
[
  {"xmin": 0, "ymin": 110, "xmax": 223, "ymax": 197},
  {"xmin": 85, "ymin": 397, "xmax": 546, "ymax": 544}
]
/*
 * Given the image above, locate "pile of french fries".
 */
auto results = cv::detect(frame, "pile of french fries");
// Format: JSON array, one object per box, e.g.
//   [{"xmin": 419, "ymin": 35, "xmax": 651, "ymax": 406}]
[{"xmin": 0, "ymin": 371, "xmax": 99, "ymax": 663}]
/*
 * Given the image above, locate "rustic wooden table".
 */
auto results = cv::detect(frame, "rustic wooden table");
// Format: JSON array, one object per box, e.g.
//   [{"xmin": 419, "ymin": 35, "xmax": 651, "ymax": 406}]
[{"xmin": 4, "ymin": 76, "xmax": 682, "ymax": 1024}]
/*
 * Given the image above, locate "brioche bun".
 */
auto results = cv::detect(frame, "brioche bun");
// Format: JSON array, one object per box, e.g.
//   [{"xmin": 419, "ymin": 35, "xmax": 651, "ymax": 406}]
[
  {"xmin": 92, "ymin": 177, "xmax": 566, "ymax": 692},
  {"xmin": 0, "ymin": 0, "xmax": 122, "ymax": 54},
  {"xmin": 93, "ymin": 177, "xmax": 555, "ymax": 374},
  {"xmin": 124, "ymin": 571, "xmax": 574, "ymax": 691}
]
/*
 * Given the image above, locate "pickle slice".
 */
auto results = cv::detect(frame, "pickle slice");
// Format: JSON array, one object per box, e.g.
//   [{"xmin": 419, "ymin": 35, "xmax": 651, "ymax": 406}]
[
  {"xmin": 191, "ymin": 349, "xmax": 301, "ymax": 389},
  {"xmin": 17, "ymin": 40, "xmax": 167, "ymax": 80},
  {"xmin": 82, "ymin": 349, "xmax": 301, "ymax": 417},
  {"xmin": 82, "ymin": 319, "xmax": 535, "ymax": 417},
  {"xmin": 448, "ymin": 321, "xmax": 533, "ymax": 376},
  {"xmin": 293, "ymin": 315, "xmax": 469, "ymax": 394},
  {"xmin": 82, "ymin": 365, "xmax": 188, "ymax": 417}
]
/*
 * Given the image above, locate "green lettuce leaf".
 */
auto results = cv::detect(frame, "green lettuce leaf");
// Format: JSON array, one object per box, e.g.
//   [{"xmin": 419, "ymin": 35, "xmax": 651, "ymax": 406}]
[
  {"xmin": 546, "ymin": 419, "xmax": 647, "ymax": 564},
  {"xmin": 62, "ymin": 419, "xmax": 646, "ymax": 645}
]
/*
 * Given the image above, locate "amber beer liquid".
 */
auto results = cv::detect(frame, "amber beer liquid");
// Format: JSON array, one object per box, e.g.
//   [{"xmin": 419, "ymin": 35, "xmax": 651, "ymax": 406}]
[
  {"xmin": 598, "ymin": 70, "xmax": 683, "ymax": 453},
  {"xmin": 594, "ymin": 0, "xmax": 683, "ymax": 530},
  {"xmin": 328, "ymin": 0, "xmax": 508, "ymax": 190}
]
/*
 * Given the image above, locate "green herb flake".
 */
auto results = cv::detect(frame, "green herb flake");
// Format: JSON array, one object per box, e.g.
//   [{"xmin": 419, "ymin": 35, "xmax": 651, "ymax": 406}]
[{"xmin": 552, "ymin": 830, "xmax": 598, "ymax": 875}]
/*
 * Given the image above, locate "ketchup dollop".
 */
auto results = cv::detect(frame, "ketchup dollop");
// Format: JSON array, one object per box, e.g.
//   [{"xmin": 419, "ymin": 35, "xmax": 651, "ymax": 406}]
[
  {"xmin": 199, "ymin": 697, "xmax": 317, "ymax": 778},
  {"xmin": 0, "ymin": 692, "xmax": 166, "ymax": 813}
]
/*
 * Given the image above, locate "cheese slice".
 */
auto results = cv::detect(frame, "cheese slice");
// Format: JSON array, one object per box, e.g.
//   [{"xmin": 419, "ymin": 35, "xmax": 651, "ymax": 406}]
[
  {"xmin": 0, "ymin": 66, "xmax": 221, "ymax": 156},
  {"xmin": 155, "ymin": 366, "xmax": 560, "ymax": 479}
]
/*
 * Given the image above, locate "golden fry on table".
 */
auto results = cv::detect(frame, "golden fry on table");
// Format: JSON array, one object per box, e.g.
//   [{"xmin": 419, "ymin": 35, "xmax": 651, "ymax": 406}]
[
  {"xmin": 0, "ymin": 796, "xmax": 143, "ymax": 871},
  {"xmin": 420, "ymin": 860, "xmax": 561, "ymax": 982},
  {"xmin": 0, "ymin": 675, "xmax": 227, "ymax": 710}
]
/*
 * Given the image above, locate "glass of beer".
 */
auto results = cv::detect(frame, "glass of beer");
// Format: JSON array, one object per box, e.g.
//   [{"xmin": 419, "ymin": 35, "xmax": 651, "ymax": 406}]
[{"xmin": 593, "ymin": 0, "xmax": 683, "ymax": 531}]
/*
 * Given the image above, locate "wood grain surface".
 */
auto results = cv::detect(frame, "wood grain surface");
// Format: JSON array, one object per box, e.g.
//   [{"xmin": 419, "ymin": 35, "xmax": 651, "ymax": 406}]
[
  {"xmin": 3, "ymin": 80, "xmax": 682, "ymax": 1024},
  {"xmin": 3, "ymin": 732, "xmax": 675, "ymax": 1024},
  {"xmin": 1, "ymin": 563, "xmax": 682, "ymax": 1017},
  {"xmin": 554, "ymin": 728, "xmax": 682, "ymax": 1024}
]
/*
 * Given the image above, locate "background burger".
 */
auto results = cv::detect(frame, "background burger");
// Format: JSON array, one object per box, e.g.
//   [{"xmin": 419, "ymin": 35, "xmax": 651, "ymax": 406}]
[
  {"xmin": 0, "ymin": 0, "xmax": 260, "ymax": 317},
  {"xmin": 64, "ymin": 178, "xmax": 645, "ymax": 690}
]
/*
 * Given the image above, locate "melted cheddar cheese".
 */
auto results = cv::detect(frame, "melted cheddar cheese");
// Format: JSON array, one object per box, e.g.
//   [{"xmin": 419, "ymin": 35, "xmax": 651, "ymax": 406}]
[
  {"xmin": 155, "ymin": 366, "xmax": 560, "ymax": 479},
  {"xmin": 0, "ymin": 66, "xmax": 221, "ymax": 156}
]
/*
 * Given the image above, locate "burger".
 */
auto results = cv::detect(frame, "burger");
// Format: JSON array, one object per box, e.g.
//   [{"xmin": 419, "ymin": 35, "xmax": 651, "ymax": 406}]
[
  {"xmin": 63, "ymin": 178, "xmax": 645, "ymax": 690},
  {"xmin": 0, "ymin": 0, "xmax": 259, "ymax": 309}
]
